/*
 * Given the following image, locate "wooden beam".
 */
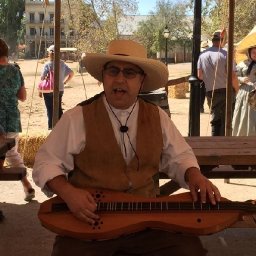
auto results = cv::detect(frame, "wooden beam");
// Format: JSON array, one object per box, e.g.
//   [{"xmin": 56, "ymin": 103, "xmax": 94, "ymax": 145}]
[{"xmin": 166, "ymin": 75, "xmax": 190, "ymax": 87}]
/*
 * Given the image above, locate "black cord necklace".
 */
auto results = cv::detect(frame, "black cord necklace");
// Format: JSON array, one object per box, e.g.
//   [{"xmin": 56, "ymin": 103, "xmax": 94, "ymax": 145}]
[
  {"xmin": 107, "ymin": 99, "xmax": 138, "ymax": 134},
  {"xmin": 105, "ymin": 97, "xmax": 140, "ymax": 171},
  {"xmin": 106, "ymin": 98, "xmax": 138, "ymax": 158}
]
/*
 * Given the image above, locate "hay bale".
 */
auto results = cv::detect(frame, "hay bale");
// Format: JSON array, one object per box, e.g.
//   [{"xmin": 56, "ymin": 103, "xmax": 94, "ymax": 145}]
[
  {"xmin": 168, "ymin": 82, "xmax": 188, "ymax": 99},
  {"xmin": 18, "ymin": 134, "xmax": 48, "ymax": 168},
  {"xmin": 185, "ymin": 82, "xmax": 190, "ymax": 93}
]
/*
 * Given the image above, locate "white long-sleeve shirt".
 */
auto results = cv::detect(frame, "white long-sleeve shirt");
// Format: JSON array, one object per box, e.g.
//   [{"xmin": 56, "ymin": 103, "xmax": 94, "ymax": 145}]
[{"xmin": 33, "ymin": 96, "xmax": 199, "ymax": 196}]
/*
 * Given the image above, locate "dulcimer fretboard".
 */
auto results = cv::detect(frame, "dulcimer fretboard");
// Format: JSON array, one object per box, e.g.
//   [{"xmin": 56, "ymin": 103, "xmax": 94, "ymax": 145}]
[{"xmin": 52, "ymin": 201, "xmax": 256, "ymax": 213}]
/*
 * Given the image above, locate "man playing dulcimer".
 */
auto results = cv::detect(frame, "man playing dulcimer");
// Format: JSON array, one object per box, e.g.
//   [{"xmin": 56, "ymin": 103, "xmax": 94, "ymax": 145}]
[{"xmin": 33, "ymin": 39, "xmax": 220, "ymax": 256}]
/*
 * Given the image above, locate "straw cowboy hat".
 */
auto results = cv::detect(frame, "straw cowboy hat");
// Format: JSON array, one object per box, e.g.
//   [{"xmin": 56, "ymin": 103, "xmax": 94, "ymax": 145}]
[{"xmin": 84, "ymin": 40, "xmax": 169, "ymax": 92}]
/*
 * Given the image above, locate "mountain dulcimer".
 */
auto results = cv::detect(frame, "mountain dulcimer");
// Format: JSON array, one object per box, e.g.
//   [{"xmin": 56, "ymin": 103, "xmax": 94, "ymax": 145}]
[{"xmin": 38, "ymin": 189, "xmax": 256, "ymax": 240}]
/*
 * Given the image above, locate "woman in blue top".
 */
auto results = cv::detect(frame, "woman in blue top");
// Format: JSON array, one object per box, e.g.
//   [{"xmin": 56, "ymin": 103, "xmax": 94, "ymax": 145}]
[
  {"xmin": 39, "ymin": 45, "xmax": 74, "ymax": 129},
  {"xmin": 0, "ymin": 38, "xmax": 35, "ymax": 201}
]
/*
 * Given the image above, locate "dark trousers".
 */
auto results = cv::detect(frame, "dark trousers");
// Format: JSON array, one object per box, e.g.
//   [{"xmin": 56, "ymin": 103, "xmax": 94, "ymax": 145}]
[
  {"xmin": 200, "ymin": 82, "xmax": 206, "ymax": 110},
  {"xmin": 43, "ymin": 91, "xmax": 64, "ymax": 129},
  {"xmin": 206, "ymin": 88, "xmax": 227, "ymax": 136},
  {"xmin": 51, "ymin": 230, "xmax": 207, "ymax": 256}
]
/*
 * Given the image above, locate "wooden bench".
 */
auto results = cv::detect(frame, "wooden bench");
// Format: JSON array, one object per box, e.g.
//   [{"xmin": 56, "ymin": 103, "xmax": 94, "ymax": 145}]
[
  {"xmin": 0, "ymin": 138, "xmax": 27, "ymax": 181},
  {"xmin": 185, "ymin": 136, "xmax": 256, "ymax": 167},
  {"xmin": 0, "ymin": 167, "xmax": 27, "ymax": 181},
  {"xmin": 0, "ymin": 138, "xmax": 15, "ymax": 156},
  {"xmin": 159, "ymin": 136, "xmax": 256, "ymax": 228},
  {"xmin": 160, "ymin": 136, "xmax": 256, "ymax": 194},
  {"xmin": 0, "ymin": 138, "xmax": 27, "ymax": 221}
]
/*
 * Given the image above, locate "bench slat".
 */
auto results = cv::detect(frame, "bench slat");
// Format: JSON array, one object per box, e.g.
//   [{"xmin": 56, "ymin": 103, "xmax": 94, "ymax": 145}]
[{"xmin": 0, "ymin": 167, "xmax": 27, "ymax": 181}]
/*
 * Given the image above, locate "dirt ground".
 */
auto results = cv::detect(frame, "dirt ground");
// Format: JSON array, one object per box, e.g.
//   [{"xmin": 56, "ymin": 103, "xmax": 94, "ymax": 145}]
[{"xmin": 0, "ymin": 60, "xmax": 256, "ymax": 256}]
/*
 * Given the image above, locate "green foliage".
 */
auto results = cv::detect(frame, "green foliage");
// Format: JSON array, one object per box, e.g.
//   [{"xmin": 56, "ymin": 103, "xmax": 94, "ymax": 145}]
[
  {"xmin": 201, "ymin": 0, "xmax": 256, "ymax": 43},
  {"xmin": 233, "ymin": 0, "xmax": 256, "ymax": 41},
  {"xmin": 17, "ymin": 17, "xmax": 27, "ymax": 45},
  {"xmin": 134, "ymin": 0, "xmax": 191, "ymax": 57},
  {"xmin": 0, "ymin": 0, "xmax": 25, "ymax": 52},
  {"xmin": 62, "ymin": 0, "xmax": 138, "ymax": 53}
]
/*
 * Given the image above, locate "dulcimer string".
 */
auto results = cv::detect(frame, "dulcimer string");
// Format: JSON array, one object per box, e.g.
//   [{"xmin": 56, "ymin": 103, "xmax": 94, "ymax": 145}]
[{"xmin": 52, "ymin": 200, "xmax": 256, "ymax": 213}]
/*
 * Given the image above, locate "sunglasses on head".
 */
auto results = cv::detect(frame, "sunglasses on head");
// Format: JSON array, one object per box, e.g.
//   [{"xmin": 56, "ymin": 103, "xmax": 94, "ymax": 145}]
[{"xmin": 103, "ymin": 66, "xmax": 144, "ymax": 79}]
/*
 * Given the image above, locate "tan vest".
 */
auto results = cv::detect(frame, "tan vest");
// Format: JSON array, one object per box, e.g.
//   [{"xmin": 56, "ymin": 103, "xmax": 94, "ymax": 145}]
[{"xmin": 69, "ymin": 95, "xmax": 163, "ymax": 197}]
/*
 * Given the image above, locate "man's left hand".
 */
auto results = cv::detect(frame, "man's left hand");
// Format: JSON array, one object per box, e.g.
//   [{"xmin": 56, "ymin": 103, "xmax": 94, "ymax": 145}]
[{"xmin": 185, "ymin": 167, "xmax": 221, "ymax": 204}]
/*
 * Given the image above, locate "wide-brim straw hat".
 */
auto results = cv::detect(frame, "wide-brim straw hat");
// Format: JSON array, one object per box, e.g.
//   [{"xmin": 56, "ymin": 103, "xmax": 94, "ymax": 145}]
[
  {"xmin": 236, "ymin": 25, "xmax": 256, "ymax": 54},
  {"xmin": 84, "ymin": 40, "xmax": 169, "ymax": 92},
  {"xmin": 235, "ymin": 27, "xmax": 256, "ymax": 62},
  {"xmin": 236, "ymin": 36, "xmax": 256, "ymax": 54},
  {"xmin": 236, "ymin": 44, "xmax": 256, "ymax": 63}
]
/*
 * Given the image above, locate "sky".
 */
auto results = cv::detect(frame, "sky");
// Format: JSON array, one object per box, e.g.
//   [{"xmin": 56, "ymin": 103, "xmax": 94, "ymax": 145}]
[{"xmin": 137, "ymin": 0, "xmax": 157, "ymax": 15}]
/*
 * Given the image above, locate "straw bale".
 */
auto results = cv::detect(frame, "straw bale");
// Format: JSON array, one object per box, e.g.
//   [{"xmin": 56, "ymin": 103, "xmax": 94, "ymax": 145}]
[
  {"xmin": 18, "ymin": 134, "xmax": 48, "ymax": 168},
  {"xmin": 168, "ymin": 82, "xmax": 189, "ymax": 99}
]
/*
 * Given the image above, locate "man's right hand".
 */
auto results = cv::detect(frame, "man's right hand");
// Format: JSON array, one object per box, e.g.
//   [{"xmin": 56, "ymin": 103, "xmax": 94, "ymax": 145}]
[
  {"xmin": 63, "ymin": 187, "xmax": 99, "ymax": 224},
  {"xmin": 46, "ymin": 175, "xmax": 99, "ymax": 224}
]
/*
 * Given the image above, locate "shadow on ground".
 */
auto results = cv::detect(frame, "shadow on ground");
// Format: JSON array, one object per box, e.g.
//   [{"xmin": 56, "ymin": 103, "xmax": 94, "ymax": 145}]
[{"xmin": 0, "ymin": 201, "xmax": 55, "ymax": 256}]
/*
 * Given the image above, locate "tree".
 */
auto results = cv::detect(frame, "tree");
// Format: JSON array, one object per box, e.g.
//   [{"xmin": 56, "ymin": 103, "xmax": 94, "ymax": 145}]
[
  {"xmin": 134, "ymin": 0, "xmax": 192, "ymax": 57},
  {"xmin": 0, "ymin": 0, "xmax": 25, "ymax": 52},
  {"xmin": 61, "ymin": 0, "xmax": 138, "ymax": 53},
  {"xmin": 199, "ymin": 0, "xmax": 256, "ymax": 43},
  {"xmin": 233, "ymin": 0, "xmax": 256, "ymax": 41}
]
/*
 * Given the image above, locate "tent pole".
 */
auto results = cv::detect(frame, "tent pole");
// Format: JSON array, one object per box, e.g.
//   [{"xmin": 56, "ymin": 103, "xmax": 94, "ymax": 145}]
[
  {"xmin": 52, "ymin": 0, "xmax": 61, "ymax": 128},
  {"xmin": 226, "ymin": 0, "xmax": 235, "ymax": 136}
]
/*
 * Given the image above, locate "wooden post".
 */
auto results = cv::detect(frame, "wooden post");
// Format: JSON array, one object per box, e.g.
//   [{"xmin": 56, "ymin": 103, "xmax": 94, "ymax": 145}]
[
  {"xmin": 52, "ymin": 0, "xmax": 61, "ymax": 128},
  {"xmin": 226, "ymin": 0, "xmax": 235, "ymax": 136}
]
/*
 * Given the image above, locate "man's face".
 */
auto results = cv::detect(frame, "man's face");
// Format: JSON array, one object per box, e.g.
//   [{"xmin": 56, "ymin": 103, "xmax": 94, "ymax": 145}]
[{"xmin": 102, "ymin": 61, "xmax": 145, "ymax": 109}]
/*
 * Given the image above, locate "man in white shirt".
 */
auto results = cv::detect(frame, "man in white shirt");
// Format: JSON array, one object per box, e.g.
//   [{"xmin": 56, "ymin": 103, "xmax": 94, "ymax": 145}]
[{"xmin": 33, "ymin": 39, "xmax": 220, "ymax": 256}]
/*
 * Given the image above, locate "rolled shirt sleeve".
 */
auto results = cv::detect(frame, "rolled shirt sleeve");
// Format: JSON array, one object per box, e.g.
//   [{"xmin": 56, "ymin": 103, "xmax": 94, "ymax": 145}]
[
  {"xmin": 32, "ymin": 106, "xmax": 85, "ymax": 196},
  {"xmin": 158, "ymin": 108, "xmax": 200, "ymax": 189}
]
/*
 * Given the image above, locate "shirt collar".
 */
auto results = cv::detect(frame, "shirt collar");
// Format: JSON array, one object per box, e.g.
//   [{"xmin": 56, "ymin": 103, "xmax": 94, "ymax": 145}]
[{"xmin": 103, "ymin": 95, "xmax": 138, "ymax": 116}]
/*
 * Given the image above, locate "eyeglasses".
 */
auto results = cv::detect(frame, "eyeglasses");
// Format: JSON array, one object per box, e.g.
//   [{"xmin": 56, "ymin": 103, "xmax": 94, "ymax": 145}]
[{"xmin": 103, "ymin": 66, "xmax": 144, "ymax": 79}]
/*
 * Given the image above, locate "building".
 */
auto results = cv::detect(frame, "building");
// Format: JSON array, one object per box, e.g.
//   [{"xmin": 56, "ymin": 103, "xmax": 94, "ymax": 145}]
[
  {"xmin": 118, "ymin": 15, "xmax": 192, "ymax": 63},
  {"xmin": 24, "ymin": 1, "xmax": 191, "ymax": 63},
  {"xmin": 118, "ymin": 15, "xmax": 149, "ymax": 38},
  {"xmin": 25, "ymin": 0, "xmax": 73, "ymax": 58}
]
